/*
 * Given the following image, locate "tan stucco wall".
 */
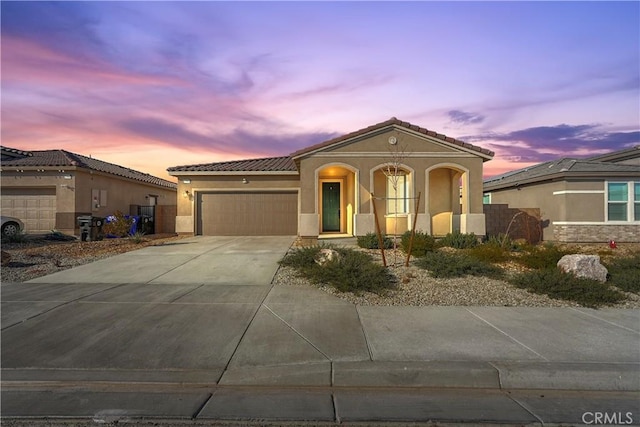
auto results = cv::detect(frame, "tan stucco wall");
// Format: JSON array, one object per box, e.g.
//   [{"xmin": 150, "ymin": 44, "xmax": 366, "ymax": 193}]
[
  {"xmin": 486, "ymin": 179, "xmax": 612, "ymax": 241},
  {"xmin": 1, "ymin": 168, "xmax": 176, "ymax": 234}
]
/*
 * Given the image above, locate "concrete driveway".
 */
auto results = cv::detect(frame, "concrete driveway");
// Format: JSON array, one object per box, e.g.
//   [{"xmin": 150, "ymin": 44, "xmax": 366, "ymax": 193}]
[{"xmin": 2, "ymin": 235, "xmax": 639, "ymax": 424}]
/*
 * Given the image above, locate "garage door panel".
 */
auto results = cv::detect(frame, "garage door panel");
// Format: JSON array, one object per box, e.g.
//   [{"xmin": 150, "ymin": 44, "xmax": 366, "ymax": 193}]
[
  {"xmin": 199, "ymin": 192, "xmax": 297, "ymax": 236},
  {"xmin": 1, "ymin": 190, "xmax": 57, "ymax": 233}
]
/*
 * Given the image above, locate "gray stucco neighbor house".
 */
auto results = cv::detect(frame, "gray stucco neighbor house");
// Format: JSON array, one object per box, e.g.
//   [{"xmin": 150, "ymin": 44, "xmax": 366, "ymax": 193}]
[{"xmin": 483, "ymin": 146, "xmax": 640, "ymax": 242}]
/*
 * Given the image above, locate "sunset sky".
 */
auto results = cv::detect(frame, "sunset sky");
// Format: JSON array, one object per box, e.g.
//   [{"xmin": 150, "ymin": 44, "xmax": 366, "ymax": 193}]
[{"xmin": 2, "ymin": 1, "xmax": 639, "ymax": 182}]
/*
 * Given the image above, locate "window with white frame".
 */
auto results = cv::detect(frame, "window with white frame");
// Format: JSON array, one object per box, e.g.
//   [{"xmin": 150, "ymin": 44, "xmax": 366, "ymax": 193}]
[
  {"xmin": 387, "ymin": 174, "xmax": 408, "ymax": 214},
  {"xmin": 607, "ymin": 181, "xmax": 639, "ymax": 222}
]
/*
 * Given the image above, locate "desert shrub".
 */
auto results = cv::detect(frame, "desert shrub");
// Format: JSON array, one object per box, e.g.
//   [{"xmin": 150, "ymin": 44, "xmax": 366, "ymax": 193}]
[
  {"xmin": 605, "ymin": 252, "xmax": 640, "ymax": 293},
  {"xmin": 509, "ymin": 268, "xmax": 626, "ymax": 308},
  {"xmin": 280, "ymin": 246, "xmax": 394, "ymax": 295},
  {"xmin": 357, "ymin": 232, "xmax": 393, "ymax": 249},
  {"xmin": 102, "ymin": 211, "xmax": 135, "ymax": 237},
  {"xmin": 439, "ymin": 231, "xmax": 479, "ymax": 249},
  {"xmin": 465, "ymin": 244, "xmax": 511, "ymax": 264},
  {"xmin": 400, "ymin": 230, "xmax": 436, "ymax": 257},
  {"xmin": 416, "ymin": 250, "xmax": 503, "ymax": 279},
  {"xmin": 516, "ymin": 243, "xmax": 570, "ymax": 270},
  {"xmin": 129, "ymin": 231, "xmax": 147, "ymax": 244}
]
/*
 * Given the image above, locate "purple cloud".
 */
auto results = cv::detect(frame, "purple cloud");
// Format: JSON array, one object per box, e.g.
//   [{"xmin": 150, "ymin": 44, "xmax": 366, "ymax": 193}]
[
  {"xmin": 120, "ymin": 117, "xmax": 338, "ymax": 158},
  {"xmin": 466, "ymin": 124, "xmax": 640, "ymax": 163},
  {"xmin": 447, "ymin": 110, "xmax": 485, "ymax": 125}
]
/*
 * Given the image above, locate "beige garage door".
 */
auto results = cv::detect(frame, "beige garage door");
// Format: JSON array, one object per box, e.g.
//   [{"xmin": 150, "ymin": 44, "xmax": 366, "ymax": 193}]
[
  {"xmin": 1, "ymin": 188, "xmax": 57, "ymax": 233},
  {"xmin": 198, "ymin": 191, "xmax": 298, "ymax": 236}
]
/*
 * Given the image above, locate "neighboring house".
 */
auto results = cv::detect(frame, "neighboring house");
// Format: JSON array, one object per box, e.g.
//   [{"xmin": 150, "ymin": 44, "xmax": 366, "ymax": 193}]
[
  {"xmin": 168, "ymin": 117, "xmax": 494, "ymax": 241},
  {"xmin": 483, "ymin": 146, "xmax": 640, "ymax": 242},
  {"xmin": 1, "ymin": 146, "xmax": 177, "ymax": 235}
]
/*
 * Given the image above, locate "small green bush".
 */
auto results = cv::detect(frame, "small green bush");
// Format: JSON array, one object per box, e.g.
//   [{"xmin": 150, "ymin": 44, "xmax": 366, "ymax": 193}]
[
  {"xmin": 357, "ymin": 232, "xmax": 393, "ymax": 249},
  {"xmin": 400, "ymin": 230, "xmax": 436, "ymax": 257},
  {"xmin": 465, "ymin": 244, "xmax": 511, "ymax": 264},
  {"xmin": 439, "ymin": 231, "xmax": 479, "ymax": 249},
  {"xmin": 280, "ymin": 245, "xmax": 395, "ymax": 295},
  {"xmin": 416, "ymin": 250, "xmax": 503, "ymax": 279},
  {"xmin": 516, "ymin": 243, "xmax": 569, "ymax": 270},
  {"xmin": 606, "ymin": 253, "xmax": 640, "ymax": 293},
  {"xmin": 129, "ymin": 231, "xmax": 147, "ymax": 244},
  {"xmin": 509, "ymin": 268, "xmax": 626, "ymax": 308}
]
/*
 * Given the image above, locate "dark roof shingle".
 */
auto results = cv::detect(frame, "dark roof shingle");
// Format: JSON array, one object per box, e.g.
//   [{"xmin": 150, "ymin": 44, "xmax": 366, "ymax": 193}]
[
  {"xmin": 1, "ymin": 146, "xmax": 176, "ymax": 189},
  {"xmin": 167, "ymin": 156, "xmax": 297, "ymax": 173},
  {"xmin": 484, "ymin": 157, "xmax": 640, "ymax": 191}
]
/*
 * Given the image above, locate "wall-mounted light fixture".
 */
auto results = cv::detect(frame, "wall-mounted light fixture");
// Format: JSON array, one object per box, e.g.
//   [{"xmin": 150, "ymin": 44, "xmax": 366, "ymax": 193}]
[
  {"xmin": 183, "ymin": 190, "xmax": 191, "ymax": 198},
  {"xmin": 242, "ymin": 178, "xmax": 249, "ymax": 184},
  {"xmin": 182, "ymin": 179, "xmax": 191, "ymax": 184}
]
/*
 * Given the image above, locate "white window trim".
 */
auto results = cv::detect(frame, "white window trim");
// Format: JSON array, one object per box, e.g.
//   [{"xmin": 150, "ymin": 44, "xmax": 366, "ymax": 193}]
[
  {"xmin": 605, "ymin": 180, "xmax": 639, "ymax": 223},
  {"xmin": 387, "ymin": 173, "xmax": 408, "ymax": 214}
]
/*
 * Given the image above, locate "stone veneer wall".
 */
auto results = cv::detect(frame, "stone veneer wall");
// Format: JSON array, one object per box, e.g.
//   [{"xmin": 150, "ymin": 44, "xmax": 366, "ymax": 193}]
[{"xmin": 554, "ymin": 224, "xmax": 640, "ymax": 243}]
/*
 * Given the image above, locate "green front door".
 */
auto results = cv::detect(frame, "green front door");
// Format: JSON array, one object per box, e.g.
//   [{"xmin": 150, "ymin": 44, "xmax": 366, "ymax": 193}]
[{"xmin": 322, "ymin": 182, "xmax": 340, "ymax": 232}]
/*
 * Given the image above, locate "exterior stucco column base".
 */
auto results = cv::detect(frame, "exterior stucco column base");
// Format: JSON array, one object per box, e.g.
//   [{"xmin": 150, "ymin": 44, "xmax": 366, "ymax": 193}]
[
  {"xmin": 299, "ymin": 214, "xmax": 319, "ymax": 238},
  {"xmin": 460, "ymin": 213, "xmax": 487, "ymax": 236},
  {"xmin": 412, "ymin": 214, "xmax": 431, "ymax": 234},
  {"xmin": 354, "ymin": 214, "xmax": 375, "ymax": 236}
]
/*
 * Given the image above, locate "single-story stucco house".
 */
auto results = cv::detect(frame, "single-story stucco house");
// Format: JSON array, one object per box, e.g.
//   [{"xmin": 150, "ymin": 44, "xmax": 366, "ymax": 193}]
[
  {"xmin": 483, "ymin": 145, "xmax": 640, "ymax": 242},
  {"xmin": 1, "ymin": 146, "xmax": 177, "ymax": 235},
  {"xmin": 168, "ymin": 117, "xmax": 494, "ymax": 241}
]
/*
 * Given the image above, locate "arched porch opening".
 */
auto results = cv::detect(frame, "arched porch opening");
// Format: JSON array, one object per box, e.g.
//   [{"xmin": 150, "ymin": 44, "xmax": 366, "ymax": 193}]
[
  {"xmin": 316, "ymin": 164, "xmax": 358, "ymax": 236},
  {"xmin": 427, "ymin": 164, "xmax": 469, "ymax": 236},
  {"xmin": 372, "ymin": 164, "xmax": 414, "ymax": 236}
]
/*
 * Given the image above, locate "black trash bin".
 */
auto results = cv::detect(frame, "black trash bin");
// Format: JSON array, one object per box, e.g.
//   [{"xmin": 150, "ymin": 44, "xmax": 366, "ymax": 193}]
[
  {"xmin": 77, "ymin": 216, "xmax": 104, "ymax": 242},
  {"xmin": 139, "ymin": 215, "xmax": 154, "ymax": 235},
  {"xmin": 91, "ymin": 216, "xmax": 104, "ymax": 241},
  {"xmin": 77, "ymin": 215, "xmax": 92, "ymax": 242}
]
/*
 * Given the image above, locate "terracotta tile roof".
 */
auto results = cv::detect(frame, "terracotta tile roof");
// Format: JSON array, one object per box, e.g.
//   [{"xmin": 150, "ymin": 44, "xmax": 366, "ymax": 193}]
[
  {"xmin": 167, "ymin": 156, "xmax": 297, "ymax": 173},
  {"xmin": 484, "ymin": 157, "xmax": 640, "ymax": 191},
  {"xmin": 291, "ymin": 117, "xmax": 495, "ymax": 159},
  {"xmin": 1, "ymin": 146, "xmax": 176, "ymax": 189}
]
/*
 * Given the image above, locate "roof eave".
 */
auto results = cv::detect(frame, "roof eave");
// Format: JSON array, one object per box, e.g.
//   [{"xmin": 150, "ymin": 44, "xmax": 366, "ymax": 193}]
[
  {"xmin": 168, "ymin": 170, "xmax": 299, "ymax": 176},
  {"xmin": 484, "ymin": 170, "xmax": 640, "ymax": 191},
  {"xmin": 292, "ymin": 123, "xmax": 494, "ymax": 161}
]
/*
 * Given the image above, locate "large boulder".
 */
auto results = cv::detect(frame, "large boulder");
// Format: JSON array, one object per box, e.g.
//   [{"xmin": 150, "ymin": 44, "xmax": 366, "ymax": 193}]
[
  {"xmin": 314, "ymin": 248, "xmax": 341, "ymax": 266},
  {"xmin": 557, "ymin": 254, "xmax": 608, "ymax": 283}
]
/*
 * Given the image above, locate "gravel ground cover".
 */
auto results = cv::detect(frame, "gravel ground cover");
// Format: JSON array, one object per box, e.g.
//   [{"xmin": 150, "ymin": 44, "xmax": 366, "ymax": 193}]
[
  {"xmin": 1, "ymin": 234, "xmax": 185, "ymax": 283},
  {"xmin": 273, "ymin": 245, "xmax": 640, "ymax": 309},
  {"xmin": 3, "ymin": 235, "xmax": 638, "ymax": 309}
]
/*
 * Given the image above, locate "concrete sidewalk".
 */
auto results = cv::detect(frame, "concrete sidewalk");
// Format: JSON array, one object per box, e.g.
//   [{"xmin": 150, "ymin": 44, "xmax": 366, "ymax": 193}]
[{"xmin": 1, "ymin": 236, "xmax": 639, "ymax": 424}]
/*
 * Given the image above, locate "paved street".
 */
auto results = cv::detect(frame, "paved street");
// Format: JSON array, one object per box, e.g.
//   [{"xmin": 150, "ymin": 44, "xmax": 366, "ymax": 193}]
[{"xmin": 1, "ymin": 236, "xmax": 639, "ymax": 425}]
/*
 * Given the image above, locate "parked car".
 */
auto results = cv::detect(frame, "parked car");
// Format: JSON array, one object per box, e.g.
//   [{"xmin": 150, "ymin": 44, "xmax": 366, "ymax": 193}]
[{"xmin": 1, "ymin": 216, "xmax": 25, "ymax": 237}]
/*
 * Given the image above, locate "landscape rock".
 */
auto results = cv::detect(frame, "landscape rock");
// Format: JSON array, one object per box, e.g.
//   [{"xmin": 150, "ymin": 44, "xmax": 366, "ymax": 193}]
[
  {"xmin": 1, "ymin": 250, "xmax": 11, "ymax": 266},
  {"xmin": 557, "ymin": 254, "xmax": 608, "ymax": 283},
  {"xmin": 314, "ymin": 248, "xmax": 341, "ymax": 266}
]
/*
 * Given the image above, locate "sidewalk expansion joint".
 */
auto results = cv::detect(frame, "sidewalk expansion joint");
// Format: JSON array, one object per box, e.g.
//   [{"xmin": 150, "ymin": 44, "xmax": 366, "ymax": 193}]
[
  {"xmin": 465, "ymin": 308, "xmax": 549, "ymax": 361},
  {"xmin": 263, "ymin": 304, "xmax": 332, "ymax": 361},
  {"xmin": 0, "ymin": 283, "xmax": 129, "ymax": 331}
]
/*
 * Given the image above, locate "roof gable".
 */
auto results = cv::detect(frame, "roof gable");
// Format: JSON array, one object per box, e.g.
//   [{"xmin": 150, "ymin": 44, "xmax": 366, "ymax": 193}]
[
  {"xmin": 291, "ymin": 117, "xmax": 494, "ymax": 160},
  {"xmin": 1, "ymin": 146, "xmax": 176, "ymax": 189}
]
